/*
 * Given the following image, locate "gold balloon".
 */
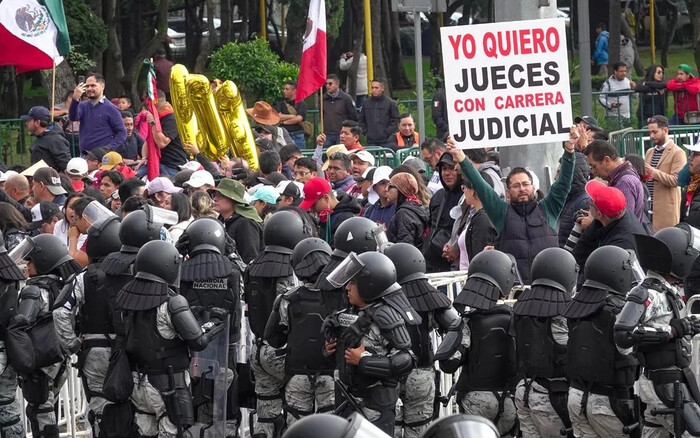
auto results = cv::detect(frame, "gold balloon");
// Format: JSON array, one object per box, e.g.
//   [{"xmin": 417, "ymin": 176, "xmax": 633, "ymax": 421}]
[
  {"xmin": 214, "ymin": 80, "xmax": 259, "ymax": 171},
  {"xmin": 185, "ymin": 74, "xmax": 229, "ymax": 161},
  {"xmin": 169, "ymin": 64, "xmax": 199, "ymax": 154}
]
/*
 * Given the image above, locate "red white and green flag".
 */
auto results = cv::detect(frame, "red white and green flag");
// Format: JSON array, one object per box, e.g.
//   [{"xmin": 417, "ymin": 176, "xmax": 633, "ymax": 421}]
[{"xmin": 0, "ymin": 0, "xmax": 71, "ymax": 73}]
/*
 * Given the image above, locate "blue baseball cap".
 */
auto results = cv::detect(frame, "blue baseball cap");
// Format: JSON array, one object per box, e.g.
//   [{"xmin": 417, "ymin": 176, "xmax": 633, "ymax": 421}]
[
  {"xmin": 250, "ymin": 185, "xmax": 279, "ymax": 205},
  {"xmin": 21, "ymin": 106, "xmax": 51, "ymax": 122}
]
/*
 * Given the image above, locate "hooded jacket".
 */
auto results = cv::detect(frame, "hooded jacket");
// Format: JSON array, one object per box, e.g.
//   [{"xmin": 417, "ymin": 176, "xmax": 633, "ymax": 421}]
[
  {"xmin": 387, "ymin": 200, "xmax": 429, "ymax": 250},
  {"xmin": 557, "ymin": 151, "xmax": 591, "ymax": 247},
  {"xmin": 592, "ymin": 30, "xmax": 609, "ymax": 65},
  {"xmin": 222, "ymin": 213, "xmax": 263, "ymax": 264},
  {"xmin": 30, "ymin": 123, "xmax": 71, "ymax": 172},
  {"xmin": 323, "ymin": 191, "xmax": 361, "ymax": 245},
  {"xmin": 424, "ymin": 169, "xmax": 464, "ymax": 271},
  {"xmin": 478, "ymin": 161, "xmax": 505, "ymax": 200}
]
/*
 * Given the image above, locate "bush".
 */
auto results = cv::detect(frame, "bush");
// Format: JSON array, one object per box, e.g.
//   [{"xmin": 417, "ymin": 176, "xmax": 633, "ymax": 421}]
[{"xmin": 209, "ymin": 38, "xmax": 299, "ymax": 104}]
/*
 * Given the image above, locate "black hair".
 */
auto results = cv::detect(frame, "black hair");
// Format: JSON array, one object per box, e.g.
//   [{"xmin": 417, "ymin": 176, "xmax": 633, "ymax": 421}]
[
  {"xmin": 118, "ymin": 177, "xmax": 146, "ymax": 202},
  {"xmin": 63, "ymin": 192, "xmax": 86, "ymax": 216},
  {"xmin": 328, "ymin": 152, "xmax": 352, "ymax": 170},
  {"xmin": 156, "ymin": 89, "xmax": 166, "ymax": 102},
  {"xmin": 612, "ymin": 61, "xmax": 627, "ymax": 72},
  {"xmin": 86, "ymin": 72, "xmax": 105, "ymax": 85},
  {"xmin": 399, "ymin": 113, "xmax": 414, "ymax": 122},
  {"xmin": 596, "ymin": 22, "xmax": 606, "ymax": 30},
  {"xmin": 121, "ymin": 196, "xmax": 150, "ymax": 215},
  {"xmin": 327, "ymin": 74, "xmax": 340, "ymax": 83},
  {"xmin": 0, "ymin": 203, "xmax": 27, "ymax": 232},
  {"xmin": 259, "ymin": 150, "xmax": 282, "ymax": 175},
  {"xmin": 624, "ymin": 154, "xmax": 646, "ymax": 180},
  {"xmin": 59, "ymin": 174, "xmax": 75, "ymax": 194},
  {"xmin": 121, "ymin": 111, "xmax": 134, "ymax": 119},
  {"xmin": 464, "ymin": 148, "xmax": 488, "ymax": 164},
  {"xmin": 279, "ymin": 144, "xmax": 301, "ymax": 163},
  {"xmin": 294, "ymin": 157, "xmax": 317, "ymax": 172},
  {"xmin": 82, "ymin": 188, "xmax": 105, "ymax": 206},
  {"xmin": 119, "ymin": 95, "xmax": 131, "ymax": 104},
  {"xmin": 170, "ymin": 192, "xmax": 191, "ymax": 223},
  {"xmin": 644, "ymin": 64, "xmax": 664, "ymax": 82},
  {"xmin": 505, "ymin": 167, "xmax": 533, "ymax": 189},
  {"xmin": 284, "ymin": 81, "xmax": 297, "ymax": 89},
  {"xmin": 372, "ymin": 78, "xmax": 386, "ymax": 88},
  {"xmin": 72, "ymin": 196, "xmax": 97, "ymax": 217},
  {"xmin": 583, "ymin": 140, "xmax": 620, "ymax": 162},
  {"xmin": 420, "ymin": 137, "xmax": 445, "ymax": 153},
  {"xmin": 101, "ymin": 170, "xmax": 125, "ymax": 187}
]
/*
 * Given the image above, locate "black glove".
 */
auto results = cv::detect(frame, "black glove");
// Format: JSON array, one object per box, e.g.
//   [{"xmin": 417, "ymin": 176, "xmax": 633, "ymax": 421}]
[
  {"xmin": 175, "ymin": 231, "xmax": 189, "ymax": 255},
  {"xmin": 321, "ymin": 315, "xmax": 340, "ymax": 341},
  {"xmin": 209, "ymin": 307, "xmax": 229, "ymax": 323},
  {"xmin": 670, "ymin": 317, "xmax": 693, "ymax": 338},
  {"xmin": 689, "ymin": 315, "xmax": 700, "ymax": 335}
]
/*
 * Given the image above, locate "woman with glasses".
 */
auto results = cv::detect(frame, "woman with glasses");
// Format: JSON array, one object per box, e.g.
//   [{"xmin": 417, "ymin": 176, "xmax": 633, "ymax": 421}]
[{"xmin": 634, "ymin": 64, "xmax": 666, "ymax": 128}]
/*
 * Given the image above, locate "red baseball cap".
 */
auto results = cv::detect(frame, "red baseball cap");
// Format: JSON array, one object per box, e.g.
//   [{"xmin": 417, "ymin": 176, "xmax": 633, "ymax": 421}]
[
  {"xmin": 300, "ymin": 177, "xmax": 331, "ymax": 210},
  {"xmin": 585, "ymin": 180, "xmax": 626, "ymax": 219}
]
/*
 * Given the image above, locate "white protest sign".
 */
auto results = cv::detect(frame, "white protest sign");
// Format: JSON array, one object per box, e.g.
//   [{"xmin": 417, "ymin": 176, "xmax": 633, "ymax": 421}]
[{"xmin": 440, "ymin": 18, "xmax": 573, "ymax": 149}]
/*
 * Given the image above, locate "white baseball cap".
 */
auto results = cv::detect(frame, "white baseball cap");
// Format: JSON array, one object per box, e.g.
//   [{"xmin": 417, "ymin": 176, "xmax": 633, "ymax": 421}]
[
  {"xmin": 184, "ymin": 170, "xmax": 215, "ymax": 188},
  {"xmin": 66, "ymin": 157, "xmax": 89, "ymax": 176},
  {"xmin": 179, "ymin": 161, "xmax": 204, "ymax": 172},
  {"xmin": 349, "ymin": 150, "xmax": 376, "ymax": 166},
  {"xmin": 0, "ymin": 170, "xmax": 18, "ymax": 182},
  {"xmin": 368, "ymin": 166, "xmax": 393, "ymax": 204}
]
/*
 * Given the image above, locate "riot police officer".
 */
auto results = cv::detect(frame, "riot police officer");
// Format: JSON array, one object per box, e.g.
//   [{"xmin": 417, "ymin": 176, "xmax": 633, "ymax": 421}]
[
  {"xmin": 437, "ymin": 250, "xmax": 518, "ymax": 437},
  {"xmin": 316, "ymin": 217, "xmax": 389, "ymax": 313},
  {"xmin": 561, "ymin": 245, "xmax": 641, "ymax": 437},
  {"xmin": 14, "ymin": 234, "xmax": 82, "ymax": 438},
  {"xmin": 178, "ymin": 217, "xmax": 242, "ymax": 436},
  {"xmin": 53, "ymin": 213, "xmax": 122, "ymax": 436},
  {"xmin": 115, "ymin": 240, "xmax": 228, "ymax": 437},
  {"xmin": 384, "ymin": 243, "xmax": 461, "ymax": 438},
  {"xmin": 615, "ymin": 225, "xmax": 700, "ymax": 437},
  {"xmin": 264, "ymin": 237, "xmax": 336, "ymax": 427},
  {"xmin": 245, "ymin": 210, "xmax": 311, "ymax": 438},
  {"xmin": 0, "ymin": 230, "xmax": 33, "ymax": 437},
  {"xmin": 512, "ymin": 247, "xmax": 577, "ymax": 437},
  {"xmin": 322, "ymin": 251, "xmax": 416, "ymax": 435}
]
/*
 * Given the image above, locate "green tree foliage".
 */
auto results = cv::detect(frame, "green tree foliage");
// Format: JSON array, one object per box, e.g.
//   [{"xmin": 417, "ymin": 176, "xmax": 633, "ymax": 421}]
[
  {"xmin": 210, "ymin": 38, "xmax": 299, "ymax": 103},
  {"xmin": 281, "ymin": 0, "xmax": 345, "ymax": 39},
  {"xmin": 67, "ymin": 45, "xmax": 97, "ymax": 75},
  {"xmin": 64, "ymin": 0, "xmax": 108, "ymax": 58}
]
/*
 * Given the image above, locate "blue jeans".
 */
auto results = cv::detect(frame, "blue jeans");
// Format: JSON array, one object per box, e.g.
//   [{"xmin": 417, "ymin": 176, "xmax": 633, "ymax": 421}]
[
  {"xmin": 137, "ymin": 163, "xmax": 180, "ymax": 178},
  {"xmin": 291, "ymin": 131, "xmax": 306, "ymax": 149},
  {"xmin": 323, "ymin": 134, "xmax": 340, "ymax": 147}
]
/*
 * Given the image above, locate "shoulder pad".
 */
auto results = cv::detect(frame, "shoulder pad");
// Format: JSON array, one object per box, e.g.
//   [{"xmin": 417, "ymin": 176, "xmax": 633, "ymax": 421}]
[
  {"xmin": 168, "ymin": 294, "xmax": 190, "ymax": 314},
  {"xmin": 626, "ymin": 285, "xmax": 649, "ymax": 304},
  {"xmin": 19, "ymin": 284, "xmax": 43, "ymax": 300},
  {"xmin": 373, "ymin": 304, "xmax": 412, "ymax": 349}
]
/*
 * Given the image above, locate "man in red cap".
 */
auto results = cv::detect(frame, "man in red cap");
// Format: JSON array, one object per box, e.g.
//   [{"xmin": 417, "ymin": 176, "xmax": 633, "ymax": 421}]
[
  {"xmin": 300, "ymin": 177, "xmax": 360, "ymax": 244},
  {"xmin": 572, "ymin": 179, "xmax": 648, "ymax": 269}
]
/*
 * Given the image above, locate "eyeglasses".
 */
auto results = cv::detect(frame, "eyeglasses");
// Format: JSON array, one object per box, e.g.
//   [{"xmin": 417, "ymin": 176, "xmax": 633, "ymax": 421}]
[
  {"xmin": 292, "ymin": 171, "xmax": 310, "ymax": 177},
  {"xmin": 508, "ymin": 181, "xmax": 532, "ymax": 190}
]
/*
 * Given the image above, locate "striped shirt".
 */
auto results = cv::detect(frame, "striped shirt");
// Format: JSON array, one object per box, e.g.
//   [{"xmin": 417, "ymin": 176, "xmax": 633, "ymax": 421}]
[{"xmin": 647, "ymin": 140, "xmax": 671, "ymax": 202}]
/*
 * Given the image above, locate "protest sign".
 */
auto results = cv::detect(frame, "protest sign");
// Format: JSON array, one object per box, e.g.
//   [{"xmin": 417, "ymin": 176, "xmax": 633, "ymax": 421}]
[{"xmin": 440, "ymin": 18, "xmax": 572, "ymax": 149}]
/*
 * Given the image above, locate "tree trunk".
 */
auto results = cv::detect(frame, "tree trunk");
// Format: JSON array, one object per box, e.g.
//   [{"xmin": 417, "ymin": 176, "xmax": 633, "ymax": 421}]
[
  {"xmin": 608, "ymin": 0, "xmax": 621, "ymax": 66},
  {"xmin": 428, "ymin": 12, "xmax": 441, "ymax": 75},
  {"xmin": 104, "ymin": 0, "xmax": 126, "ymax": 97},
  {"xmin": 371, "ymin": 0, "xmax": 389, "ymax": 94},
  {"xmin": 121, "ymin": 0, "xmax": 170, "ymax": 104},
  {"xmin": 689, "ymin": 0, "xmax": 700, "ymax": 72},
  {"xmin": 185, "ymin": 0, "xmax": 204, "ymax": 70},
  {"xmin": 39, "ymin": 61, "xmax": 75, "ymax": 111},
  {"xmin": 284, "ymin": 0, "xmax": 307, "ymax": 64},
  {"xmin": 195, "ymin": 0, "xmax": 219, "ymax": 72},
  {"xmin": 381, "ymin": 0, "xmax": 410, "ymax": 90},
  {"xmin": 621, "ymin": 16, "xmax": 645, "ymax": 76},
  {"xmin": 661, "ymin": 0, "xmax": 678, "ymax": 67},
  {"xmin": 240, "ymin": 0, "xmax": 250, "ymax": 41},
  {"xmin": 0, "ymin": 67, "xmax": 19, "ymax": 119},
  {"xmin": 221, "ymin": 0, "xmax": 232, "ymax": 44}
]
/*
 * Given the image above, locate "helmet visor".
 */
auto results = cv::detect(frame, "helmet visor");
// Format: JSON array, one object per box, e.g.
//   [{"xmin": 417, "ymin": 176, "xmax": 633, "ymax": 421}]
[
  {"xmin": 148, "ymin": 205, "xmax": 179, "ymax": 226},
  {"xmin": 627, "ymin": 250, "xmax": 646, "ymax": 287},
  {"xmin": 372, "ymin": 225, "xmax": 389, "ymax": 253},
  {"xmin": 83, "ymin": 200, "xmax": 117, "ymax": 227},
  {"xmin": 327, "ymin": 252, "xmax": 364, "ymax": 288},
  {"xmin": 347, "ymin": 412, "xmax": 392, "ymax": 438},
  {"xmin": 677, "ymin": 222, "xmax": 700, "ymax": 252},
  {"xmin": 9, "ymin": 237, "xmax": 36, "ymax": 266}
]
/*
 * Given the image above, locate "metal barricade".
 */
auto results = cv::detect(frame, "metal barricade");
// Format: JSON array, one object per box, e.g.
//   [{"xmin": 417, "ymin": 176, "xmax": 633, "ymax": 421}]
[
  {"xmin": 616, "ymin": 125, "xmax": 700, "ymax": 156},
  {"xmin": 686, "ymin": 295, "xmax": 700, "ymax": 380}
]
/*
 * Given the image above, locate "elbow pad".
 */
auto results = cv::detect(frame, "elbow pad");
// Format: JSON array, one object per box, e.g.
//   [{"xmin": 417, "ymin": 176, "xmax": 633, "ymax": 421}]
[
  {"xmin": 434, "ymin": 306, "xmax": 462, "ymax": 333},
  {"xmin": 359, "ymin": 351, "xmax": 414, "ymax": 379},
  {"xmin": 168, "ymin": 294, "xmax": 204, "ymax": 343},
  {"xmin": 434, "ymin": 329, "xmax": 463, "ymax": 361},
  {"xmin": 628, "ymin": 325, "xmax": 672, "ymax": 346},
  {"xmin": 614, "ymin": 286, "xmax": 648, "ymax": 332}
]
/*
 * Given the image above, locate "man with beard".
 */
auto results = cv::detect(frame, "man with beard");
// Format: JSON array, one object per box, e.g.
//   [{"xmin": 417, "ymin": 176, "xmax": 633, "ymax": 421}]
[
  {"xmin": 447, "ymin": 138, "xmax": 575, "ymax": 284},
  {"xmin": 113, "ymin": 111, "xmax": 143, "ymax": 161}
]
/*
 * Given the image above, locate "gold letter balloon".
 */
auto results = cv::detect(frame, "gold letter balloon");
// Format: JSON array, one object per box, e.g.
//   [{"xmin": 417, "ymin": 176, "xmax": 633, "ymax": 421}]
[{"xmin": 169, "ymin": 64, "xmax": 259, "ymax": 169}]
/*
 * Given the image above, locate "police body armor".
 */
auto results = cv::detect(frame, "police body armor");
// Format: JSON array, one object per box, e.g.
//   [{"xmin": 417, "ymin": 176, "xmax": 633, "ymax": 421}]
[
  {"xmin": 566, "ymin": 296, "xmax": 638, "ymax": 392},
  {"xmin": 126, "ymin": 307, "xmax": 191, "ymax": 374},
  {"xmin": 21, "ymin": 276, "xmax": 65, "ymax": 368},
  {"xmin": 78, "ymin": 264, "xmax": 116, "ymax": 347},
  {"xmin": 285, "ymin": 286, "xmax": 335, "ymax": 376},
  {"xmin": 409, "ymin": 316, "xmax": 434, "ymax": 368},
  {"xmin": 515, "ymin": 316, "xmax": 566, "ymax": 379},
  {"xmin": 457, "ymin": 305, "xmax": 516, "ymax": 392}
]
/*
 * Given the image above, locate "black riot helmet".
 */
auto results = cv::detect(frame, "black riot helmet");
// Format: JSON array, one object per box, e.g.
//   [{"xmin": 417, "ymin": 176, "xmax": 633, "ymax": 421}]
[
  {"xmin": 184, "ymin": 217, "xmax": 226, "ymax": 255},
  {"xmin": 119, "ymin": 207, "xmax": 164, "ymax": 250},
  {"xmin": 530, "ymin": 247, "xmax": 578, "ymax": 293},
  {"xmin": 134, "ymin": 240, "xmax": 182, "ymax": 286},
  {"xmin": 86, "ymin": 216, "xmax": 122, "ymax": 261},
  {"xmin": 10, "ymin": 234, "xmax": 74, "ymax": 276},
  {"xmin": 583, "ymin": 245, "xmax": 643, "ymax": 294},
  {"xmin": 635, "ymin": 224, "xmax": 700, "ymax": 279},
  {"xmin": 467, "ymin": 250, "xmax": 517, "ymax": 297},
  {"xmin": 292, "ymin": 237, "xmax": 332, "ymax": 279},
  {"xmin": 420, "ymin": 414, "xmax": 499, "ymax": 438},
  {"xmin": 383, "ymin": 243, "xmax": 426, "ymax": 283},
  {"xmin": 283, "ymin": 412, "xmax": 390, "ymax": 438},
  {"xmin": 327, "ymin": 251, "xmax": 401, "ymax": 303},
  {"xmin": 334, "ymin": 217, "xmax": 388, "ymax": 254},
  {"xmin": 263, "ymin": 210, "xmax": 312, "ymax": 250}
]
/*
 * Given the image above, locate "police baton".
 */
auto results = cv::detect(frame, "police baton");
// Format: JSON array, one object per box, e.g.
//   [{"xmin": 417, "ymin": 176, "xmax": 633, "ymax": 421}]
[
  {"xmin": 333, "ymin": 378, "xmax": 367, "ymax": 419},
  {"xmin": 164, "ymin": 365, "xmax": 185, "ymax": 438},
  {"xmin": 650, "ymin": 380, "xmax": 684, "ymax": 438},
  {"xmin": 440, "ymin": 381, "xmax": 458, "ymax": 407}
]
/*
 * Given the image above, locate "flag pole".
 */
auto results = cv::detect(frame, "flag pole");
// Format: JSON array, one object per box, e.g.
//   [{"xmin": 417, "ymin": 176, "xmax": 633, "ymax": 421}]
[
  {"xmin": 319, "ymin": 88, "xmax": 324, "ymax": 135},
  {"xmin": 50, "ymin": 60, "xmax": 57, "ymax": 123}
]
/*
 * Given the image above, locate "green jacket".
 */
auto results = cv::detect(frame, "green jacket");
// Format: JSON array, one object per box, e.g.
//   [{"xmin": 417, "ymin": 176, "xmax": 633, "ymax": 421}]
[{"xmin": 458, "ymin": 150, "xmax": 575, "ymax": 234}]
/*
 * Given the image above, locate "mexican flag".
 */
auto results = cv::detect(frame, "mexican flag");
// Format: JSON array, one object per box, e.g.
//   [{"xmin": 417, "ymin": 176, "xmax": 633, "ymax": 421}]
[{"xmin": 0, "ymin": 0, "xmax": 71, "ymax": 73}]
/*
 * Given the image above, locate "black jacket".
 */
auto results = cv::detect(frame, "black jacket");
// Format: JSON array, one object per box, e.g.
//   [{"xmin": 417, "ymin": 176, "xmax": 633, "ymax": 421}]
[
  {"xmin": 323, "ymin": 90, "xmax": 358, "ymax": 135},
  {"xmin": 424, "ymin": 174, "xmax": 464, "ymax": 272},
  {"xmin": 222, "ymin": 213, "xmax": 264, "ymax": 264},
  {"xmin": 572, "ymin": 211, "xmax": 647, "ymax": 272},
  {"xmin": 323, "ymin": 191, "xmax": 361, "ymax": 246},
  {"xmin": 387, "ymin": 200, "xmax": 429, "ymax": 250},
  {"xmin": 30, "ymin": 124, "xmax": 71, "ymax": 172},
  {"xmin": 462, "ymin": 208, "xmax": 497, "ymax": 260},
  {"xmin": 359, "ymin": 95, "xmax": 399, "ymax": 145},
  {"xmin": 557, "ymin": 151, "xmax": 591, "ymax": 247},
  {"xmin": 432, "ymin": 87, "xmax": 449, "ymax": 140}
]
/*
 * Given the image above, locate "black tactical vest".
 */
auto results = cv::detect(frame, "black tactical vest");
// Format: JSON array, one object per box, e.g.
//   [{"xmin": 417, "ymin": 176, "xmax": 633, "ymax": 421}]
[
  {"xmin": 0, "ymin": 280, "xmax": 18, "ymax": 338},
  {"xmin": 515, "ymin": 316, "xmax": 566, "ymax": 379},
  {"xmin": 457, "ymin": 305, "xmax": 516, "ymax": 392},
  {"xmin": 125, "ymin": 309, "xmax": 191, "ymax": 374},
  {"xmin": 245, "ymin": 275, "xmax": 280, "ymax": 339},
  {"xmin": 567, "ymin": 299, "xmax": 638, "ymax": 390},
  {"xmin": 285, "ymin": 287, "xmax": 335, "ymax": 375},
  {"xmin": 409, "ymin": 314, "xmax": 433, "ymax": 367},
  {"xmin": 79, "ymin": 264, "xmax": 115, "ymax": 337},
  {"xmin": 182, "ymin": 274, "xmax": 241, "ymax": 343}
]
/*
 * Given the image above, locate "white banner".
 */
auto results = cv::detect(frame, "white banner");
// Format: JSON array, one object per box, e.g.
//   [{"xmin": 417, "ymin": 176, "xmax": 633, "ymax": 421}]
[{"xmin": 440, "ymin": 18, "xmax": 573, "ymax": 149}]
